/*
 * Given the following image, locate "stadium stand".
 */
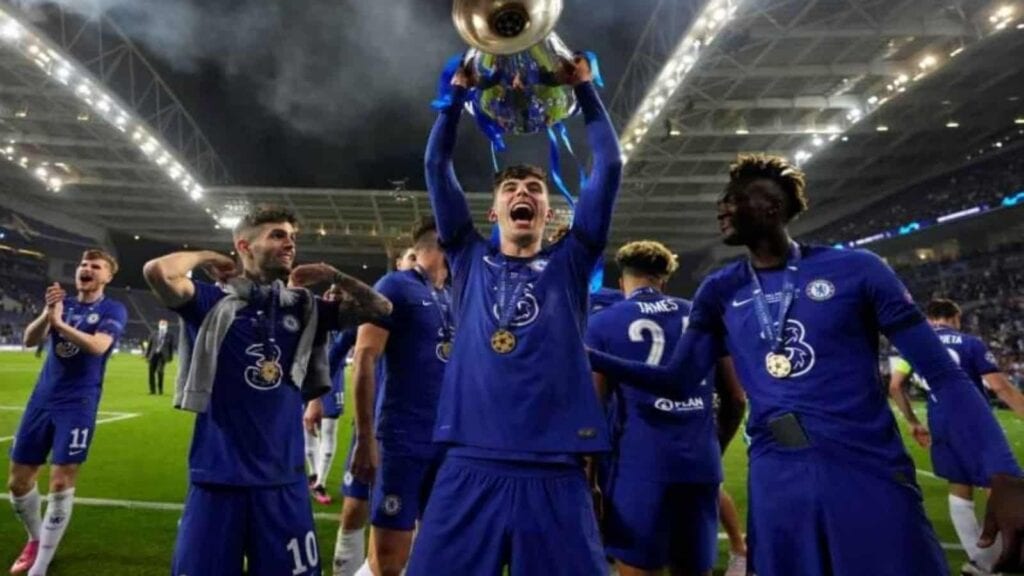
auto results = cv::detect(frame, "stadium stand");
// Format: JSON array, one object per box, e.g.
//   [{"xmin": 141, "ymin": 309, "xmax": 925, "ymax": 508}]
[
  {"xmin": 807, "ymin": 151, "xmax": 1024, "ymax": 246},
  {"xmin": 891, "ymin": 240, "xmax": 1024, "ymax": 389},
  {"xmin": 0, "ymin": 249, "xmax": 170, "ymax": 350}
]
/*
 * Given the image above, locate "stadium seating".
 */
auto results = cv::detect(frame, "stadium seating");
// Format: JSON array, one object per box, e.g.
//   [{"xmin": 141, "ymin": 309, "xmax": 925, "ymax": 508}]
[
  {"xmin": 894, "ymin": 241, "xmax": 1024, "ymax": 390},
  {"xmin": 807, "ymin": 152, "xmax": 1024, "ymax": 246},
  {"xmin": 0, "ymin": 252, "xmax": 172, "ymax": 351}
]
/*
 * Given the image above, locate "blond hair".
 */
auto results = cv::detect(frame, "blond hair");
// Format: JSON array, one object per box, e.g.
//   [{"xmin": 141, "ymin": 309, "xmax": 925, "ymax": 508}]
[{"xmin": 615, "ymin": 240, "xmax": 679, "ymax": 279}]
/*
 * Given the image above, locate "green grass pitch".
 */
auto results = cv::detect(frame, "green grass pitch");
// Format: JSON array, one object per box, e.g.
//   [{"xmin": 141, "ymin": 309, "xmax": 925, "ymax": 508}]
[{"xmin": 1, "ymin": 351, "xmax": 1023, "ymax": 575}]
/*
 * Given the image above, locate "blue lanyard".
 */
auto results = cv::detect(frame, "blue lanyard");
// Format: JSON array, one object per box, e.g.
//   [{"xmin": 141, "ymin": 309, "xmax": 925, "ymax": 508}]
[
  {"xmin": 417, "ymin": 266, "xmax": 454, "ymax": 340},
  {"xmin": 746, "ymin": 243, "xmax": 801, "ymax": 353},
  {"xmin": 251, "ymin": 282, "xmax": 280, "ymax": 360},
  {"xmin": 496, "ymin": 259, "xmax": 529, "ymax": 330}
]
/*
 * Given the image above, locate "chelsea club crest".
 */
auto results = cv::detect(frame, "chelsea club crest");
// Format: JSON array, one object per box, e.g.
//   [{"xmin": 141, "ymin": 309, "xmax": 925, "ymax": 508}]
[
  {"xmin": 86, "ymin": 313, "xmax": 100, "ymax": 324},
  {"xmin": 281, "ymin": 314, "xmax": 300, "ymax": 333},
  {"xmin": 805, "ymin": 279, "xmax": 836, "ymax": 302}
]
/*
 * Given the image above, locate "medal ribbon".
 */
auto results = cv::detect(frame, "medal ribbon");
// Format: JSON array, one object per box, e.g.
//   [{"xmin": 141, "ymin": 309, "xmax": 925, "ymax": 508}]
[
  {"xmin": 747, "ymin": 243, "xmax": 801, "ymax": 354},
  {"xmin": 418, "ymin": 266, "xmax": 454, "ymax": 342},
  {"xmin": 496, "ymin": 259, "xmax": 529, "ymax": 332},
  {"xmin": 250, "ymin": 281, "xmax": 280, "ymax": 363}
]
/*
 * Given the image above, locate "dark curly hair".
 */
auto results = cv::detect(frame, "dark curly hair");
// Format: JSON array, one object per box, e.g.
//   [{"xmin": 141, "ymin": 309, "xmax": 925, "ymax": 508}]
[
  {"xmin": 233, "ymin": 205, "xmax": 299, "ymax": 239},
  {"xmin": 728, "ymin": 154, "xmax": 809, "ymax": 221}
]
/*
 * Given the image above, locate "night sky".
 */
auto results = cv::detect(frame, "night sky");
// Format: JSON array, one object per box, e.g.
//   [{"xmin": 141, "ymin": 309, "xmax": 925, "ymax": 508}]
[{"xmin": 78, "ymin": 0, "xmax": 663, "ymax": 192}]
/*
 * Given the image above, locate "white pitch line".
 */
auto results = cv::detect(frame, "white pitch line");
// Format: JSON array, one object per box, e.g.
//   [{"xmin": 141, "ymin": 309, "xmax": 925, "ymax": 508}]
[
  {"xmin": 0, "ymin": 493, "xmax": 968, "ymax": 550},
  {"xmin": 0, "ymin": 409, "xmax": 140, "ymax": 443}
]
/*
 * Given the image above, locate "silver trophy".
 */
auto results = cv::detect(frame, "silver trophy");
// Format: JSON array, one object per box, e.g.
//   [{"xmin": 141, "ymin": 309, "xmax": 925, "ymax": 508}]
[{"xmin": 451, "ymin": 0, "xmax": 579, "ymax": 136}]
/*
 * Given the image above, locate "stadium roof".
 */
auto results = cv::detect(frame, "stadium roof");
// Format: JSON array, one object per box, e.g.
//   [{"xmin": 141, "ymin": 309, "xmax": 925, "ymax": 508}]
[
  {"xmin": 0, "ymin": 3, "xmax": 230, "ymax": 248},
  {"xmin": 608, "ymin": 0, "xmax": 1024, "ymax": 264},
  {"xmin": 214, "ymin": 0, "xmax": 1024, "ymax": 268},
  {"xmin": 1, "ymin": 0, "xmax": 1021, "ymax": 271}
]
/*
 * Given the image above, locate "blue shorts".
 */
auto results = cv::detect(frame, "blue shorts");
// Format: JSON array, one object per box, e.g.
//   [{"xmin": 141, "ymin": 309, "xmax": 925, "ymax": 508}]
[
  {"xmin": 604, "ymin": 477, "xmax": 718, "ymax": 572},
  {"xmin": 321, "ymin": 388, "xmax": 343, "ymax": 420},
  {"xmin": 10, "ymin": 403, "xmax": 98, "ymax": 466},
  {"xmin": 929, "ymin": 412, "xmax": 975, "ymax": 485},
  {"xmin": 406, "ymin": 455, "xmax": 605, "ymax": 576},
  {"xmin": 340, "ymin": 433, "xmax": 370, "ymax": 501},
  {"xmin": 748, "ymin": 450, "xmax": 947, "ymax": 576},
  {"xmin": 172, "ymin": 481, "xmax": 319, "ymax": 576},
  {"xmin": 370, "ymin": 440, "xmax": 445, "ymax": 531}
]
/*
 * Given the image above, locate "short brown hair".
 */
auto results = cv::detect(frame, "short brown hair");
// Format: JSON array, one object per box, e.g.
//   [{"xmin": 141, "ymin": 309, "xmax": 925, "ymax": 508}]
[
  {"xmin": 926, "ymin": 298, "xmax": 961, "ymax": 320},
  {"xmin": 411, "ymin": 216, "xmax": 438, "ymax": 247},
  {"xmin": 729, "ymin": 154, "xmax": 808, "ymax": 221},
  {"xmin": 493, "ymin": 164, "xmax": 547, "ymax": 189},
  {"xmin": 82, "ymin": 249, "xmax": 118, "ymax": 276},
  {"xmin": 234, "ymin": 205, "xmax": 298, "ymax": 239},
  {"xmin": 615, "ymin": 240, "xmax": 678, "ymax": 279}
]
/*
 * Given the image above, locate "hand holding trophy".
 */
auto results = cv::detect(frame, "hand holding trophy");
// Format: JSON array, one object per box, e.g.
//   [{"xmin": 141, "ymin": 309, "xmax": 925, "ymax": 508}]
[{"xmin": 446, "ymin": 0, "xmax": 601, "ymax": 139}]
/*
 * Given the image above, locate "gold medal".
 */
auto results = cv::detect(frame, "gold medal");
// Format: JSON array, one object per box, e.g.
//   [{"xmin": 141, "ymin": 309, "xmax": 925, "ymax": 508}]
[
  {"xmin": 439, "ymin": 340, "xmax": 453, "ymax": 360},
  {"xmin": 490, "ymin": 329, "xmax": 517, "ymax": 354},
  {"xmin": 259, "ymin": 359, "xmax": 281, "ymax": 383},
  {"xmin": 765, "ymin": 352, "xmax": 792, "ymax": 379}
]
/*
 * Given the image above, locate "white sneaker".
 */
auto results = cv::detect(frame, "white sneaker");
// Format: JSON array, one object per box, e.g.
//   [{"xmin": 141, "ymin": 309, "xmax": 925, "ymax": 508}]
[{"xmin": 725, "ymin": 552, "xmax": 748, "ymax": 576}]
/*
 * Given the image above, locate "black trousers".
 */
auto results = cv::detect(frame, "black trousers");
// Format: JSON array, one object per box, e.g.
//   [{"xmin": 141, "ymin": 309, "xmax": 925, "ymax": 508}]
[{"xmin": 148, "ymin": 356, "xmax": 167, "ymax": 394}]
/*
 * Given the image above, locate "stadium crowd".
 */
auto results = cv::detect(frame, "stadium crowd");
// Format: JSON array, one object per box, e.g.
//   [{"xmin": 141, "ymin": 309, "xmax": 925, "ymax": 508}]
[
  {"xmin": 894, "ymin": 241, "xmax": 1024, "ymax": 388},
  {"xmin": 808, "ymin": 152, "xmax": 1024, "ymax": 245}
]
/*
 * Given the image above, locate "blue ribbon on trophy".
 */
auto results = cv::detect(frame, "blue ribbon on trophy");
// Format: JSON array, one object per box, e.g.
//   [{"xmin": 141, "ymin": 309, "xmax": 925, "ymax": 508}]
[{"xmin": 433, "ymin": 0, "xmax": 607, "ymax": 292}]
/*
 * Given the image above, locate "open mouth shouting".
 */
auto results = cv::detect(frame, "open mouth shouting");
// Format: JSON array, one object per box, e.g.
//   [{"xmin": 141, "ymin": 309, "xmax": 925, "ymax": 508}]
[{"xmin": 509, "ymin": 201, "xmax": 536, "ymax": 229}]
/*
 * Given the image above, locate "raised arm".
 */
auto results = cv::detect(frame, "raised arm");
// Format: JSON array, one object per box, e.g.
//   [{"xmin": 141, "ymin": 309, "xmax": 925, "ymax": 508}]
[
  {"xmin": 143, "ymin": 250, "xmax": 236, "ymax": 308},
  {"xmin": 570, "ymin": 77, "xmax": 623, "ymax": 250},
  {"xmin": 328, "ymin": 272, "xmax": 393, "ymax": 328},
  {"xmin": 290, "ymin": 264, "xmax": 393, "ymax": 331},
  {"xmin": 424, "ymin": 79, "xmax": 473, "ymax": 246}
]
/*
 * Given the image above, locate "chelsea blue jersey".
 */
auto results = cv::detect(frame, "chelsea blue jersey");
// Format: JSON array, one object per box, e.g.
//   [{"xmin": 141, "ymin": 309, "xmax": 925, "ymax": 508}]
[
  {"xmin": 174, "ymin": 281, "xmax": 335, "ymax": 487},
  {"xmin": 434, "ymin": 233, "xmax": 611, "ymax": 458},
  {"xmin": 689, "ymin": 246, "xmax": 925, "ymax": 479},
  {"xmin": 932, "ymin": 326, "xmax": 1000, "ymax": 398},
  {"xmin": 371, "ymin": 268, "xmax": 452, "ymax": 447},
  {"xmin": 327, "ymin": 329, "xmax": 356, "ymax": 412},
  {"xmin": 586, "ymin": 288, "xmax": 721, "ymax": 483},
  {"xmin": 425, "ymin": 81, "xmax": 621, "ymax": 461},
  {"xmin": 29, "ymin": 296, "xmax": 127, "ymax": 409}
]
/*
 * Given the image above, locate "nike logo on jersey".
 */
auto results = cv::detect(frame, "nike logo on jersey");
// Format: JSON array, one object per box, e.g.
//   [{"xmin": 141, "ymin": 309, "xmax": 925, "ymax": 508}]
[
  {"xmin": 68, "ymin": 450, "xmax": 84, "ymax": 456},
  {"xmin": 421, "ymin": 300, "xmax": 433, "ymax": 306},
  {"xmin": 732, "ymin": 298, "xmax": 753, "ymax": 307}
]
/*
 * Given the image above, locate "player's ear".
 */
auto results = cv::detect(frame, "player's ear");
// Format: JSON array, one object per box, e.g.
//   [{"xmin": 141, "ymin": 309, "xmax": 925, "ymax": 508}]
[
  {"xmin": 543, "ymin": 208, "xmax": 554, "ymax": 223},
  {"xmin": 487, "ymin": 207, "xmax": 498, "ymax": 224},
  {"xmin": 235, "ymin": 237, "xmax": 251, "ymax": 259}
]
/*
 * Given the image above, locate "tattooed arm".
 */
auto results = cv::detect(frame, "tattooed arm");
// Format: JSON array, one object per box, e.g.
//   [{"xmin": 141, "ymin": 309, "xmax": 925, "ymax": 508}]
[{"xmin": 289, "ymin": 263, "xmax": 392, "ymax": 330}]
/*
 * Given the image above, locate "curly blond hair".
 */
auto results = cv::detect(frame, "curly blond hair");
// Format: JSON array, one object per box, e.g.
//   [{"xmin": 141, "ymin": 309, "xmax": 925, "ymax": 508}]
[{"xmin": 615, "ymin": 240, "xmax": 679, "ymax": 279}]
